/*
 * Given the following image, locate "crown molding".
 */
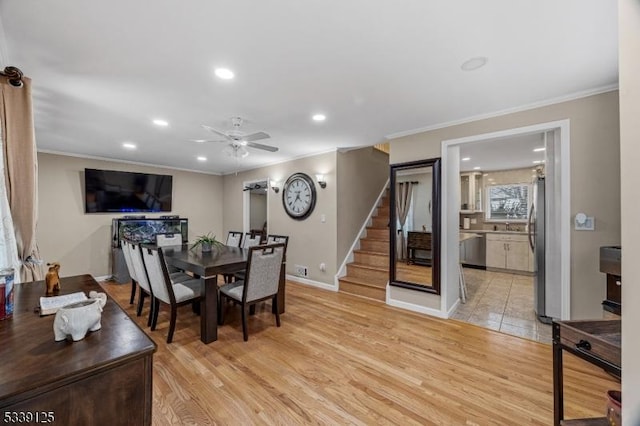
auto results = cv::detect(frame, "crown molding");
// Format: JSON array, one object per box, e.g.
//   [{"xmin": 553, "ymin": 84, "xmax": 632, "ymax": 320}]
[{"xmin": 386, "ymin": 84, "xmax": 619, "ymax": 140}]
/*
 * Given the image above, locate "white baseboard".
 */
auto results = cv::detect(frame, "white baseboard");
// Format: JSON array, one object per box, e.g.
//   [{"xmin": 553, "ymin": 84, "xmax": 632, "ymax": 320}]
[
  {"xmin": 94, "ymin": 275, "xmax": 113, "ymax": 282},
  {"xmin": 386, "ymin": 297, "xmax": 448, "ymax": 319},
  {"xmin": 446, "ymin": 298, "xmax": 461, "ymax": 319},
  {"xmin": 287, "ymin": 274, "xmax": 338, "ymax": 292}
]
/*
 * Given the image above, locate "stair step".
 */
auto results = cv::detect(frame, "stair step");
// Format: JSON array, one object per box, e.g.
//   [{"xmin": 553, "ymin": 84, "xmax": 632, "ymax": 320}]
[
  {"xmin": 346, "ymin": 263, "xmax": 388, "ymax": 284},
  {"xmin": 354, "ymin": 250, "xmax": 389, "ymax": 267},
  {"xmin": 366, "ymin": 228, "xmax": 389, "ymax": 240},
  {"xmin": 360, "ymin": 239, "xmax": 389, "ymax": 253},
  {"xmin": 371, "ymin": 216, "xmax": 389, "ymax": 228},
  {"xmin": 339, "ymin": 277, "xmax": 386, "ymax": 301}
]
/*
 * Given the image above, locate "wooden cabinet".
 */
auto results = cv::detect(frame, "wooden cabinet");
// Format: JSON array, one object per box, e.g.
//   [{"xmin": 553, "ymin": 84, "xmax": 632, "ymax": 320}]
[
  {"xmin": 407, "ymin": 231, "xmax": 432, "ymax": 265},
  {"xmin": 0, "ymin": 275, "xmax": 156, "ymax": 425},
  {"xmin": 486, "ymin": 233, "xmax": 533, "ymax": 272},
  {"xmin": 460, "ymin": 172, "xmax": 483, "ymax": 213}
]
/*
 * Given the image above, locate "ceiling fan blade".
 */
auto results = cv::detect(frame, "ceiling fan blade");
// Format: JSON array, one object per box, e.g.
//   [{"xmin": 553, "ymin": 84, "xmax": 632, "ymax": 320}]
[
  {"xmin": 246, "ymin": 141, "xmax": 278, "ymax": 152},
  {"xmin": 242, "ymin": 131, "xmax": 270, "ymax": 142},
  {"xmin": 201, "ymin": 124, "xmax": 232, "ymax": 140},
  {"xmin": 189, "ymin": 138, "xmax": 226, "ymax": 143}
]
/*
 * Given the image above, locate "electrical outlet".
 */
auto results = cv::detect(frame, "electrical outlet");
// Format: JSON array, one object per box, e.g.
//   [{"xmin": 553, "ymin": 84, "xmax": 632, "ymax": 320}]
[{"xmin": 294, "ymin": 265, "xmax": 308, "ymax": 277}]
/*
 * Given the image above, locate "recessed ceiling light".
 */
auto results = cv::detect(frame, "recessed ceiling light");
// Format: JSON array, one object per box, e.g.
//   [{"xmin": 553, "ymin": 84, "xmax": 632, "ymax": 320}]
[
  {"xmin": 122, "ymin": 142, "xmax": 136, "ymax": 150},
  {"xmin": 153, "ymin": 119, "xmax": 169, "ymax": 127},
  {"xmin": 473, "ymin": 166, "xmax": 481, "ymax": 170},
  {"xmin": 533, "ymin": 160, "xmax": 545, "ymax": 164},
  {"xmin": 197, "ymin": 156, "xmax": 207, "ymax": 162},
  {"xmin": 214, "ymin": 68, "xmax": 234, "ymax": 80},
  {"xmin": 461, "ymin": 56, "xmax": 488, "ymax": 71},
  {"xmin": 533, "ymin": 147, "xmax": 546, "ymax": 152},
  {"xmin": 461, "ymin": 157, "xmax": 471, "ymax": 161},
  {"xmin": 312, "ymin": 114, "xmax": 326, "ymax": 122},
  {"xmin": 193, "ymin": 139, "xmax": 207, "ymax": 143}
]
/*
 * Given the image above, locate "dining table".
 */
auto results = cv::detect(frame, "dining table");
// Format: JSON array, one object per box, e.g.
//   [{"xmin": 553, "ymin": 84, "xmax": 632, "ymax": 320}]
[{"xmin": 158, "ymin": 243, "xmax": 286, "ymax": 344}]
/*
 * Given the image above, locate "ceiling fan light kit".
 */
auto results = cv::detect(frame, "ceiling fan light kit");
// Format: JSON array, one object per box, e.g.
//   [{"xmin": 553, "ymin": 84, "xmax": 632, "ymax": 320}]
[{"xmin": 194, "ymin": 117, "xmax": 279, "ymax": 161}]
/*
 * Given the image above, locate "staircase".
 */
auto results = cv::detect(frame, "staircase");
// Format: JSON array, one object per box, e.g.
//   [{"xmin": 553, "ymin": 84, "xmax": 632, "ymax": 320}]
[{"xmin": 339, "ymin": 191, "xmax": 390, "ymax": 301}]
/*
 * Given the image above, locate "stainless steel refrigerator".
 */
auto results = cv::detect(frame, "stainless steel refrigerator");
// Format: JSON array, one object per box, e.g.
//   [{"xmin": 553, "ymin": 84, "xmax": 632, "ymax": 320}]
[{"xmin": 529, "ymin": 176, "xmax": 554, "ymax": 323}]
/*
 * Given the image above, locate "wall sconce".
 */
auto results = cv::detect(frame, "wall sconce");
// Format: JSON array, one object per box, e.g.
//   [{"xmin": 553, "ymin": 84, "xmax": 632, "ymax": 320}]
[
  {"xmin": 315, "ymin": 174, "xmax": 327, "ymax": 189},
  {"xmin": 271, "ymin": 181, "xmax": 281, "ymax": 193}
]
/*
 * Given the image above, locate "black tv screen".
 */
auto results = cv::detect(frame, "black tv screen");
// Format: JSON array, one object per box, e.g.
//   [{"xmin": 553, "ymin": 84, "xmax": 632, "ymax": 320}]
[{"xmin": 85, "ymin": 168, "xmax": 173, "ymax": 213}]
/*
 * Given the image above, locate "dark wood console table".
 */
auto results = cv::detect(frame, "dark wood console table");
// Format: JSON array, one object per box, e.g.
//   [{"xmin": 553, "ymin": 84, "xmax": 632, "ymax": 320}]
[
  {"xmin": 407, "ymin": 231, "xmax": 432, "ymax": 265},
  {"xmin": 0, "ymin": 274, "xmax": 156, "ymax": 425},
  {"xmin": 553, "ymin": 319, "xmax": 620, "ymax": 426}
]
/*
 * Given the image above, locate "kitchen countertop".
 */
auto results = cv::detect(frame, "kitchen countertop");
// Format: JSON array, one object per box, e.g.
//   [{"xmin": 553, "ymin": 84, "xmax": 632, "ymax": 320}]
[{"xmin": 460, "ymin": 229, "xmax": 528, "ymax": 235}]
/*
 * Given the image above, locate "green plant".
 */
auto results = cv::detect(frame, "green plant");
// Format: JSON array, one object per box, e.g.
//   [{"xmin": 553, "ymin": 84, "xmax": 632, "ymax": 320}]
[{"xmin": 190, "ymin": 232, "xmax": 223, "ymax": 250}]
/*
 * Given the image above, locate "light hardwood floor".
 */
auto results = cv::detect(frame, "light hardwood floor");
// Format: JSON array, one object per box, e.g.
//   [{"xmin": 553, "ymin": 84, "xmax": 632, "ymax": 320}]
[{"xmin": 101, "ymin": 280, "xmax": 618, "ymax": 425}]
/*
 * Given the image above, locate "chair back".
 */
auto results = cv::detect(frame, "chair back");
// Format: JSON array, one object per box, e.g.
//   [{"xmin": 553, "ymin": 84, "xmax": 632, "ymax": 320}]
[
  {"xmin": 266, "ymin": 234, "xmax": 289, "ymax": 255},
  {"xmin": 156, "ymin": 233, "xmax": 181, "ymax": 247},
  {"xmin": 128, "ymin": 242, "xmax": 152, "ymax": 294},
  {"xmin": 141, "ymin": 246, "xmax": 174, "ymax": 305},
  {"xmin": 242, "ymin": 233, "xmax": 261, "ymax": 249},
  {"xmin": 226, "ymin": 231, "xmax": 243, "ymax": 247},
  {"xmin": 121, "ymin": 239, "xmax": 137, "ymax": 282},
  {"xmin": 243, "ymin": 243, "xmax": 285, "ymax": 303}
]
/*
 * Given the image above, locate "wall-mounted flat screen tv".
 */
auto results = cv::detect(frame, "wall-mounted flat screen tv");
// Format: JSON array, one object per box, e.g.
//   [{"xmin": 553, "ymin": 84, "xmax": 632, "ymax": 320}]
[{"xmin": 85, "ymin": 168, "xmax": 173, "ymax": 213}]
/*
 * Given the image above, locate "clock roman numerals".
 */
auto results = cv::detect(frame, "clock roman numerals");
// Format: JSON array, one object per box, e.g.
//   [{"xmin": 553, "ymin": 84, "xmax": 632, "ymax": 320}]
[{"xmin": 281, "ymin": 173, "xmax": 317, "ymax": 220}]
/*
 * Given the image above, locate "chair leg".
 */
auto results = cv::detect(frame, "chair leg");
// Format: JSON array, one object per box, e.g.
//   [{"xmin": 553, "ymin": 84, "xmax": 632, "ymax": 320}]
[
  {"xmin": 273, "ymin": 295, "xmax": 281, "ymax": 327},
  {"xmin": 249, "ymin": 304, "xmax": 256, "ymax": 315},
  {"xmin": 167, "ymin": 305, "xmax": 177, "ymax": 344},
  {"xmin": 151, "ymin": 298, "xmax": 160, "ymax": 331},
  {"xmin": 136, "ymin": 291, "xmax": 145, "ymax": 317},
  {"xmin": 242, "ymin": 304, "xmax": 249, "ymax": 342},
  {"xmin": 129, "ymin": 279, "xmax": 137, "ymax": 304},
  {"xmin": 146, "ymin": 296, "xmax": 154, "ymax": 327}
]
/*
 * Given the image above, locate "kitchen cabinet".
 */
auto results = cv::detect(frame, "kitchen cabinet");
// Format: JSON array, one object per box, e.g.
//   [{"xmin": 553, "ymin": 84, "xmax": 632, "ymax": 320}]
[
  {"xmin": 460, "ymin": 172, "xmax": 483, "ymax": 213},
  {"xmin": 486, "ymin": 233, "xmax": 533, "ymax": 272}
]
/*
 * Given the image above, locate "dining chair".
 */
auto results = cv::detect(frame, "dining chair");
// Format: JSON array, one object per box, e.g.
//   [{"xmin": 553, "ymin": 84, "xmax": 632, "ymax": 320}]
[
  {"xmin": 127, "ymin": 241, "xmax": 155, "ymax": 326},
  {"xmin": 218, "ymin": 243, "xmax": 285, "ymax": 341},
  {"xmin": 121, "ymin": 239, "xmax": 138, "ymax": 305},
  {"xmin": 242, "ymin": 232, "xmax": 261, "ymax": 249},
  {"xmin": 142, "ymin": 246, "xmax": 204, "ymax": 343},
  {"xmin": 156, "ymin": 232, "xmax": 181, "ymax": 247},
  {"xmin": 156, "ymin": 233, "xmax": 193, "ymax": 282},
  {"xmin": 226, "ymin": 231, "xmax": 243, "ymax": 247},
  {"xmin": 266, "ymin": 234, "xmax": 289, "ymax": 253},
  {"xmin": 222, "ymin": 232, "xmax": 264, "ymax": 284}
]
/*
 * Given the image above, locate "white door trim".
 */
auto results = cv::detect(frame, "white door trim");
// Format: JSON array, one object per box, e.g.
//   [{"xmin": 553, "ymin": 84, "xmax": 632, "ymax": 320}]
[{"xmin": 441, "ymin": 119, "xmax": 571, "ymax": 320}]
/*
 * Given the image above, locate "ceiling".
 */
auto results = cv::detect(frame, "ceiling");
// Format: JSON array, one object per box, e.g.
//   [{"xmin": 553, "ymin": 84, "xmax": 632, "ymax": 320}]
[
  {"xmin": 459, "ymin": 132, "xmax": 546, "ymax": 172},
  {"xmin": 0, "ymin": 1, "xmax": 617, "ymax": 175}
]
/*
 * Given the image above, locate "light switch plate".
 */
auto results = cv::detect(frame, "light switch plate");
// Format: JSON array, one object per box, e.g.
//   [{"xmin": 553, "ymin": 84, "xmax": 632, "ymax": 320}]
[{"xmin": 575, "ymin": 216, "xmax": 595, "ymax": 231}]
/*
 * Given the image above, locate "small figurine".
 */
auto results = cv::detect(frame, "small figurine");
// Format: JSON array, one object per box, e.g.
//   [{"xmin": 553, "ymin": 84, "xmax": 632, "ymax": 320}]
[
  {"xmin": 45, "ymin": 262, "xmax": 61, "ymax": 295},
  {"xmin": 53, "ymin": 291, "xmax": 107, "ymax": 341}
]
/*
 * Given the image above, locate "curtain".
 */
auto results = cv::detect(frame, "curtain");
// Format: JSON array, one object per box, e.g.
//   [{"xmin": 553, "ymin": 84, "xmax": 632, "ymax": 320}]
[
  {"xmin": 0, "ymin": 75, "xmax": 44, "ymax": 282},
  {"xmin": 395, "ymin": 182, "xmax": 415, "ymax": 260},
  {"xmin": 0, "ymin": 130, "xmax": 20, "ymax": 280}
]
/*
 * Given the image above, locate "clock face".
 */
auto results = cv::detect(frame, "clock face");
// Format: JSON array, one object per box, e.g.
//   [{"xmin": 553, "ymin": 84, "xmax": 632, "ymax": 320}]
[{"xmin": 282, "ymin": 173, "xmax": 317, "ymax": 220}]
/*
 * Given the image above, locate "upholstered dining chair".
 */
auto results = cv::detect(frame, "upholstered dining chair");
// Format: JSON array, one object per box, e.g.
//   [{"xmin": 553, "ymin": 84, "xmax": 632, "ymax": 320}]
[
  {"xmin": 242, "ymin": 232, "xmax": 261, "ymax": 249},
  {"xmin": 121, "ymin": 239, "xmax": 138, "ymax": 305},
  {"xmin": 156, "ymin": 233, "xmax": 193, "ymax": 281},
  {"xmin": 126, "ymin": 241, "xmax": 155, "ymax": 326},
  {"xmin": 218, "ymin": 243, "xmax": 285, "ymax": 341},
  {"xmin": 226, "ymin": 231, "xmax": 243, "ymax": 247},
  {"xmin": 142, "ymin": 246, "xmax": 203, "ymax": 343}
]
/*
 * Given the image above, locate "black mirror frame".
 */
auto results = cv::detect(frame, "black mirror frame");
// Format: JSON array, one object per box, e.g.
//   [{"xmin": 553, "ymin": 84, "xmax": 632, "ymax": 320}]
[{"xmin": 389, "ymin": 158, "xmax": 441, "ymax": 295}]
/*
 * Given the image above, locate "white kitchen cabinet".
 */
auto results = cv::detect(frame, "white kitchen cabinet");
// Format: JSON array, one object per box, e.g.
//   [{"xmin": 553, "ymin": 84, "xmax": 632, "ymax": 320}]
[
  {"xmin": 460, "ymin": 172, "xmax": 483, "ymax": 213},
  {"xmin": 485, "ymin": 233, "xmax": 533, "ymax": 272}
]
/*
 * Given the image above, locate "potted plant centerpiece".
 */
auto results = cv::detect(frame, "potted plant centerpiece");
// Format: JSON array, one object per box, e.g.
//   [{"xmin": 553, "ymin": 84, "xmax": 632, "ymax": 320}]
[{"xmin": 191, "ymin": 232, "xmax": 223, "ymax": 253}]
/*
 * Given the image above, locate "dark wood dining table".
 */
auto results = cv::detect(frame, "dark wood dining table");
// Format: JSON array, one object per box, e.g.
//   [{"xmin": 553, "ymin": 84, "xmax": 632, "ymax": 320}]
[{"xmin": 159, "ymin": 244, "xmax": 286, "ymax": 344}]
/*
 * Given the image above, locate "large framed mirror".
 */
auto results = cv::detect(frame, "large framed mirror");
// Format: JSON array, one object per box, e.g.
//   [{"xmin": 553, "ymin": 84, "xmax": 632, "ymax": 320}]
[{"xmin": 389, "ymin": 158, "xmax": 441, "ymax": 294}]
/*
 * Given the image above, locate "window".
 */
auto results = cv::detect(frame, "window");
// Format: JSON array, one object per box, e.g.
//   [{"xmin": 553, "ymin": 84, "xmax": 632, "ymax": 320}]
[{"xmin": 486, "ymin": 184, "xmax": 530, "ymax": 221}]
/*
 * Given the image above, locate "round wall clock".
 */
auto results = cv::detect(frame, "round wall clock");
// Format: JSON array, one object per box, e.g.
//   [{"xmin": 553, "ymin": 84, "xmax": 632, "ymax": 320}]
[{"xmin": 282, "ymin": 172, "xmax": 317, "ymax": 220}]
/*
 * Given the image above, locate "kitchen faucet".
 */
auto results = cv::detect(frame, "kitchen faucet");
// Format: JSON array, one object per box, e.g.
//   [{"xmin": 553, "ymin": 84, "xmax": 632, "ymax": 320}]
[{"xmin": 505, "ymin": 222, "xmax": 511, "ymax": 231}]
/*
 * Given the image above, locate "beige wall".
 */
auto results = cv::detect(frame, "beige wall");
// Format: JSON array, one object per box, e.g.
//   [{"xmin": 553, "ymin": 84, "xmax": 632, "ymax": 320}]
[
  {"xmin": 336, "ymin": 147, "xmax": 389, "ymax": 265},
  {"xmin": 391, "ymin": 92, "xmax": 621, "ymax": 319},
  {"xmin": 222, "ymin": 152, "xmax": 337, "ymax": 284},
  {"xmin": 620, "ymin": 0, "xmax": 639, "ymax": 421},
  {"xmin": 37, "ymin": 153, "xmax": 223, "ymax": 277}
]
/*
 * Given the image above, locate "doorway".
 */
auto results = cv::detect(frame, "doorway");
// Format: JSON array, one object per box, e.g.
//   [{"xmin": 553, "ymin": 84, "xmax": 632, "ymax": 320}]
[
  {"xmin": 441, "ymin": 120, "xmax": 570, "ymax": 343},
  {"xmin": 242, "ymin": 179, "xmax": 269, "ymax": 239}
]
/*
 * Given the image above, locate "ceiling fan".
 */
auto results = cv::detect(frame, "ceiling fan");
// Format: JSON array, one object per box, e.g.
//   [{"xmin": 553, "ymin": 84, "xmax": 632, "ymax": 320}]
[{"xmin": 192, "ymin": 117, "xmax": 278, "ymax": 153}]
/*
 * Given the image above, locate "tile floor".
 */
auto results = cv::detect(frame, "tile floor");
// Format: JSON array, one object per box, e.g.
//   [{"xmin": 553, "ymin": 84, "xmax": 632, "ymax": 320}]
[{"xmin": 451, "ymin": 267, "xmax": 552, "ymax": 344}]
